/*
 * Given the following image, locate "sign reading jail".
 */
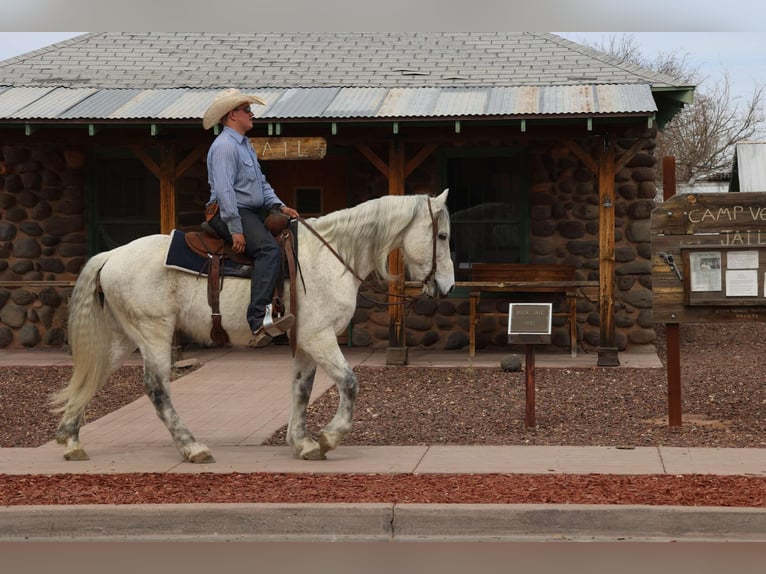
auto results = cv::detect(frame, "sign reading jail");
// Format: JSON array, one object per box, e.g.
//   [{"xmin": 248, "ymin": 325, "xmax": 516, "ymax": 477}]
[
  {"xmin": 249, "ymin": 137, "xmax": 327, "ymax": 161},
  {"xmin": 507, "ymin": 303, "xmax": 552, "ymax": 345},
  {"xmin": 651, "ymin": 192, "xmax": 766, "ymax": 323}
]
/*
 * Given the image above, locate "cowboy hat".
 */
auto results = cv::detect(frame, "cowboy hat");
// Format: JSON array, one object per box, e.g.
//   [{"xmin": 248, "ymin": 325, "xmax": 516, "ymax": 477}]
[{"xmin": 202, "ymin": 88, "xmax": 266, "ymax": 130}]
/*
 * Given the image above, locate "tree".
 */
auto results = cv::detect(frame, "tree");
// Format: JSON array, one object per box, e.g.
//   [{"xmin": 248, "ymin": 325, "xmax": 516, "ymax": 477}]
[{"xmin": 586, "ymin": 34, "xmax": 766, "ymax": 185}]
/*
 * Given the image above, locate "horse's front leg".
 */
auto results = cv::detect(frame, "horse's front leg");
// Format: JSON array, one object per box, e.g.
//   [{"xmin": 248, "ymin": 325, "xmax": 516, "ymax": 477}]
[
  {"xmin": 312, "ymin": 340, "xmax": 358, "ymax": 457},
  {"xmin": 288, "ymin": 349, "xmax": 324, "ymax": 460},
  {"xmin": 317, "ymin": 360, "xmax": 357, "ymax": 456},
  {"xmin": 142, "ymin": 354, "xmax": 214, "ymax": 463},
  {"xmin": 289, "ymin": 342, "xmax": 358, "ymax": 460}
]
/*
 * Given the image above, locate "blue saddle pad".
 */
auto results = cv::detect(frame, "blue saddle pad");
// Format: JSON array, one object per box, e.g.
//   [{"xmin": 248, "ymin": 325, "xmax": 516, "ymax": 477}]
[{"xmin": 165, "ymin": 229, "xmax": 251, "ymax": 278}]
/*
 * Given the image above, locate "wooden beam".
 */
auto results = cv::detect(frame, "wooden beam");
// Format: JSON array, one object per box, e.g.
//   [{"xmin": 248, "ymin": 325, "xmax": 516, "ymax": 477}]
[
  {"xmin": 175, "ymin": 144, "xmax": 207, "ymax": 179},
  {"xmin": 404, "ymin": 143, "xmax": 438, "ymax": 178},
  {"xmin": 355, "ymin": 143, "xmax": 389, "ymax": 178},
  {"xmin": 615, "ymin": 138, "xmax": 650, "ymax": 173},
  {"xmin": 388, "ymin": 141, "xmax": 406, "ymax": 361},
  {"xmin": 130, "ymin": 145, "xmax": 161, "ymax": 179},
  {"xmin": 159, "ymin": 143, "xmax": 176, "ymax": 234},
  {"xmin": 562, "ymin": 139, "xmax": 598, "ymax": 173},
  {"xmin": 128, "ymin": 143, "xmax": 182, "ymax": 237},
  {"xmin": 597, "ymin": 140, "xmax": 618, "ymax": 366}
]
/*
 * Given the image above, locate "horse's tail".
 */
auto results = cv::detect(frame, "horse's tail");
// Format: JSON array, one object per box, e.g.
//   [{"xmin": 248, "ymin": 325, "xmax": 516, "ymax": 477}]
[{"xmin": 51, "ymin": 250, "xmax": 116, "ymax": 416}]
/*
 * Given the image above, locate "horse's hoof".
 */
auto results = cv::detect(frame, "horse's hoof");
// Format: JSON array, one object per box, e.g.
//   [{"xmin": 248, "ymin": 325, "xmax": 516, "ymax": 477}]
[
  {"xmin": 64, "ymin": 449, "xmax": 90, "ymax": 461},
  {"xmin": 300, "ymin": 448, "xmax": 327, "ymax": 461},
  {"xmin": 183, "ymin": 443, "xmax": 215, "ymax": 463},
  {"xmin": 319, "ymin": 431, "xmax": 343, "ymax": 455},
  {"xmin": 296, "ymin": 440, "xmax": 326, "ymax": 460},
  {"xmin": 187, "ymin": 451, "xmax": 215, "ymax": 464}
]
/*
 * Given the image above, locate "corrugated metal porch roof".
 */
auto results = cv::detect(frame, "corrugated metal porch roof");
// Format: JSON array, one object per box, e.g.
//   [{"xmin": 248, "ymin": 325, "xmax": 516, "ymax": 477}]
[{"xmin": 0, "ymin": 84, "xmax": 657, "ymax": 123}]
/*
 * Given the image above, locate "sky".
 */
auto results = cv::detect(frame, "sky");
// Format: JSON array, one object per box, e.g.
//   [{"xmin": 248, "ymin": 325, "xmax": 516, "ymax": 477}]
[
  {"xmin": 0, "ymin": 30, "xmax": 763, "ymax": 105},
  {"xmin": 555, "ymin": 32, "xmax": 765, "ymax": 105}
]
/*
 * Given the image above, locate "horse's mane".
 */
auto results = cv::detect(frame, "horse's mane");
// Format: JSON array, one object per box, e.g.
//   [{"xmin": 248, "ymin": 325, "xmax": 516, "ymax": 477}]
[{"xmin": 309, "ymin": 194, "xmax": 441, "ymax": 280}]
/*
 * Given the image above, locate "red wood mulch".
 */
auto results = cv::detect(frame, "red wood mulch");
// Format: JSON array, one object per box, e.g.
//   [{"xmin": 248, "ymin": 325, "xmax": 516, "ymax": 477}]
[{"xmin": 1, "ymin": 472, "xmax": 764, "ymax": 507}]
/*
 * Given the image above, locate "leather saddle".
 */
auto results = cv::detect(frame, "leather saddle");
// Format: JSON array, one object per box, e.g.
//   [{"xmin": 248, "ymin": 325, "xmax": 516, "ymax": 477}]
[{"xmin": 184, "ymin": 223, "xmax": 253, "ymax": 269}]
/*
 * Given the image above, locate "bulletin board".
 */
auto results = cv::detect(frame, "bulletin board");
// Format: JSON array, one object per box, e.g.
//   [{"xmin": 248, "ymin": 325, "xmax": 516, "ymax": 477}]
[{"xmin": 651, "ymin": 192, "xmax": 766, "ymax": 323}]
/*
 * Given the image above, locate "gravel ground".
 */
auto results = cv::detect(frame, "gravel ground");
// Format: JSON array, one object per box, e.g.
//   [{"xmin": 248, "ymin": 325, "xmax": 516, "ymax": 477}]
[
  {"xmin": 265, "ymin": 322, "xmax": 766, "ymax": 449},
  {"xmin": 1, "ymin": 322, "xmax": 764, "ymax": 506}
]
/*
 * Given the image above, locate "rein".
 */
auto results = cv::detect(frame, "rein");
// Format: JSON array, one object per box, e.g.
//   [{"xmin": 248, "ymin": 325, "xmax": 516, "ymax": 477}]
[{"xmin": 296, "ymin": 197, "xmax": 440, "ymax": 307}]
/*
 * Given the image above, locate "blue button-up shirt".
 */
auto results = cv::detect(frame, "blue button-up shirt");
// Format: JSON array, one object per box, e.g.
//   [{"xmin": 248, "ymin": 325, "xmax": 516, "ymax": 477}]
[{"xmin": 207, "ymin": 126, "xmax": 283, "ymax": 235}]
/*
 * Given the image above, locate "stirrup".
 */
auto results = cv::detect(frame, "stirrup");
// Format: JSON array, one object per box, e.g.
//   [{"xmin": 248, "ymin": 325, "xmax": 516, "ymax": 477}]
[{"xmin": 262, "ymin": 303, "xmax": 295, "ymax": 337}]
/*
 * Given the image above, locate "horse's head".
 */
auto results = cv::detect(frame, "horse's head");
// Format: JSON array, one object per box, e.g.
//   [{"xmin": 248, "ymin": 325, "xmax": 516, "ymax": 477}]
[{"xmin": 402, "ymin": 189, "xmax": 455, "ymax": 298}]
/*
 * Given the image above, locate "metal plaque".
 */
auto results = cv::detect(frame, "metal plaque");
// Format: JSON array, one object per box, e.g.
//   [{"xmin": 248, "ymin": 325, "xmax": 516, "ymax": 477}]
[{"xmin": 507, "ymin": 303, "xmax": 552, "ymax": 345}]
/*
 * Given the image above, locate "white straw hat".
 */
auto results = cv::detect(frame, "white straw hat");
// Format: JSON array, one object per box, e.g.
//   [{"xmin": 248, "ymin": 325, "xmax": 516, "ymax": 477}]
[{"xmin": 202, "ymin": 88, "xmax": 266, "ymax": 130}]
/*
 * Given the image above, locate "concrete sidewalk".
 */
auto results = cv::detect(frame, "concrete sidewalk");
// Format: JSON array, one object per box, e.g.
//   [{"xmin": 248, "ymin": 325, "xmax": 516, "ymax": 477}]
[{"xmin": 1, "ymin": 345, "xmax": 764, "ymax": 541}]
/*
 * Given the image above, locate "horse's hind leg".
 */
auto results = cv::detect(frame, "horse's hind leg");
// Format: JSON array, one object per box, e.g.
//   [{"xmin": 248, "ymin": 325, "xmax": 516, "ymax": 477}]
[
  {"xmin": 56, "ymin": 412, "xmax": 88, "ymax": 461},
  {"xmin": 55, "ymin": 340, "xmax": 134, "ymax": 461},
  {"xmin": 141, "ymin": 347, "xmax": 214, "ymax": 463}
]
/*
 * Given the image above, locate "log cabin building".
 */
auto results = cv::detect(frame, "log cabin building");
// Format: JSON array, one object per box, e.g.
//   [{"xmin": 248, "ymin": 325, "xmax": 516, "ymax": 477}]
[{"xmin": 0, "ymin": 33, "xmax": 693, "ymax": 364}]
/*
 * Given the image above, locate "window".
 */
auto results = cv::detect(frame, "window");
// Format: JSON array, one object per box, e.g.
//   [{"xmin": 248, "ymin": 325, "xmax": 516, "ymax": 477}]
[
  {"xmin": 443, "ymin": 150, "xmax": 529, "ymax": 281},
  {"xmin": 294, "ymin": 186, "xmax": 323, "ymax": 216},
  {"xmin": 90, "ymin": 155, "xmax": 160, "ymax": 253}
]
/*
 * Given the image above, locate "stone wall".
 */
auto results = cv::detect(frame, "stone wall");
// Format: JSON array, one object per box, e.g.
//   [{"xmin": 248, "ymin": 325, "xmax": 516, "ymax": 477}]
[{"xmin": 0, "ymin": 144, "xmax": 86, "ymax": 347}]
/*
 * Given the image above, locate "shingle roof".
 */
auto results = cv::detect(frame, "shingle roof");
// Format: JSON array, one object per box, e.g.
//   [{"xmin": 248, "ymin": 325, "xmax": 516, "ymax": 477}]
[
  {"xmin": 0, "ymin": 32, "xmax": 687, "ymax": 90},
  {"xmin": 0, "ymin": 32, "xmax": 692, "ymax": 124}
]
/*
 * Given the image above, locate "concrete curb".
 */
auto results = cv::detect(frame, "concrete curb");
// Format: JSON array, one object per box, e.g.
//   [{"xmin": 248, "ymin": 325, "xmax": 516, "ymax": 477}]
[
  {"xmin": 393, "ymin": 504, "xmax": 766, "ymax": 541},
  {"xmin": 2, "ymin": 503, "xmax": 765, "ymax": 541}
]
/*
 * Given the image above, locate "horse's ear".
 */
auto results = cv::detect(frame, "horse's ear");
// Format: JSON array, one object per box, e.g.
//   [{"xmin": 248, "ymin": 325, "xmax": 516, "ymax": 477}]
[{"xmin": 434, "ymin": 188, "xmax": 449, "ymax": 206}]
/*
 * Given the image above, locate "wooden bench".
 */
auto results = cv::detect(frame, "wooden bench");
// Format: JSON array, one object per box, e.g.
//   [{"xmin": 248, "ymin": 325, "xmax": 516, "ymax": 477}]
[{"xmin": 458, "ymin": 263, "xmax": 598, "ymax": 358}]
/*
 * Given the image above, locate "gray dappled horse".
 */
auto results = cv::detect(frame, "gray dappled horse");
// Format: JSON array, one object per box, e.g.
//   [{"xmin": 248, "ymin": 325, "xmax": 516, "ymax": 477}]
[{"xmin": 52, "ymin": 191, "xmax": 455, "ymax": 463}]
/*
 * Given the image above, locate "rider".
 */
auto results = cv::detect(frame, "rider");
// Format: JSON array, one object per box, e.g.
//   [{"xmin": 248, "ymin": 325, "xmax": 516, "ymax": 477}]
[{"xmin": 202, "ymin": 88, "xmax": 299, "ymax": 347}]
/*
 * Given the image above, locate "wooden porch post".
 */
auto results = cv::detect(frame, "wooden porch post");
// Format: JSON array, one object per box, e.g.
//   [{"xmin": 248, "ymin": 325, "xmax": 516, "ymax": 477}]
[
  {"xmin": 354, "ymin": 140, "xmax": 438, "ymax": 365},
  {"xmin": 159, "ymin": 143, "xmax": 176, "ymax": 234},
  {"xmin": 131, "ymin": 141, "xmax": 208, "ymax": 364},
  {"xmin": 132, "ymin": 142, "xmax": 208, "ymax": 235},
  {"xmin": 597, "ymin": 139, "xmax": 619, "ymax": 366},
  {"xmin": 386, "ymin": 140, "xmax": 407, "ymax": 363}
]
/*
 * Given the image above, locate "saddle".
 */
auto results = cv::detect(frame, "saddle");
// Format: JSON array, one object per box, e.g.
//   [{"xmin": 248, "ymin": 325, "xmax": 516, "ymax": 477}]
[
  {"xmin": 187, "ymin": 213, "xmax": 298, "ymax": 352},
  {"xmin": 185, "ymin": 225, "xmax": 253, "ymax": 268}
]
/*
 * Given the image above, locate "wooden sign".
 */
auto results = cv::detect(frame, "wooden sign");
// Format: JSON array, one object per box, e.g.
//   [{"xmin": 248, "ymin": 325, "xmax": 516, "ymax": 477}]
[
  {"xmin": 651, "ymin": 192, "xmax": 766, "ymax": 323},
  {"xmin": 249, "ymin": 137, "xmax": 326, "ymax": 161}
]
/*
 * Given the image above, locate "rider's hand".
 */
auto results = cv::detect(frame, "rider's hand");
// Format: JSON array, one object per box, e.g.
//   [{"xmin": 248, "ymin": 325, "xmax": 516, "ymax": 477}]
[
  {"xmin": 232, "ymin": 232, "xmax": 246, "ymax": 253},
  {"xmin": 280, "ymin": 206, "xmax": 299, "ymax": 219}
]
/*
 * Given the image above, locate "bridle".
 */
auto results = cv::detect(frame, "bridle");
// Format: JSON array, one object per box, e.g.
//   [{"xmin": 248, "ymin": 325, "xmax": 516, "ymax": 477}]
[
  {"xmin": 296, "ymin": 196, "xmax": 441, "ymax": 306},
  {"xmin": 421, "ymin": 196, "xmax": 439, "ymax": 288}
]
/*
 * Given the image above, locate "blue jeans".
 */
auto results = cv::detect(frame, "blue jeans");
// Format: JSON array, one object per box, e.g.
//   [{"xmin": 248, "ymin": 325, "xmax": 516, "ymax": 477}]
[{"xmin": 209, "ymin": 207, "xmax": 280, "ymax": 332}]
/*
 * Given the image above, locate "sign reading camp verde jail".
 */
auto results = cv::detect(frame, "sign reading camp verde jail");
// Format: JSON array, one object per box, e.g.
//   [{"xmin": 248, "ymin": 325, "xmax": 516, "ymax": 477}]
[
  {"xmin": 249, "ymin": 137, "xmax": 327, "ymax": 161},
  {"xmin": 651, "ymin": 192, "xmax": 766, "ymax": 323}
]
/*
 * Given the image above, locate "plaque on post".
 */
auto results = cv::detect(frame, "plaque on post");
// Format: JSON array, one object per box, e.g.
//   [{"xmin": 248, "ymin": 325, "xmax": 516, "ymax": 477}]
[
  {"xmin": 507, "ymin": 303, "xmax": 552, "ymax": 428},
  {"xmin": 507, "ymin": 303, "xmax": 552, "ymax": 344}
]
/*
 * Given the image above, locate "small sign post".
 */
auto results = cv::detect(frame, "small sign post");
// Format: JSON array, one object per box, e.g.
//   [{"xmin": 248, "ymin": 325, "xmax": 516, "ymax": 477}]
[{"xmin": 507, "ymin": 303, "xmax": 552, "ymax": 427}]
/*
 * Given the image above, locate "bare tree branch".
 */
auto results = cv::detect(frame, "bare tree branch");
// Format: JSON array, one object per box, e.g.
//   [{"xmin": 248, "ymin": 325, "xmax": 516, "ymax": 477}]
[{"xmin": 584, "ymin": 34, "xmax": 766, "ymax": 186}]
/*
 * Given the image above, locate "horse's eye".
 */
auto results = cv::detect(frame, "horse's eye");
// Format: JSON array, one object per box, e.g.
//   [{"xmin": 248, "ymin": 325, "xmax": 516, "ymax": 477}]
[{"xmin": 438, "ymin": 233, "xmax": 448, "ymax": 241}]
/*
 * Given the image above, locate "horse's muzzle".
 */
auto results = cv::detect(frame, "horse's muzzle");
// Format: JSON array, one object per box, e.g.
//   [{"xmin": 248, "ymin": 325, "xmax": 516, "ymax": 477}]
[{"xmin": 423, "ymin": 281, "xmax": 454, "ymax": 298}]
